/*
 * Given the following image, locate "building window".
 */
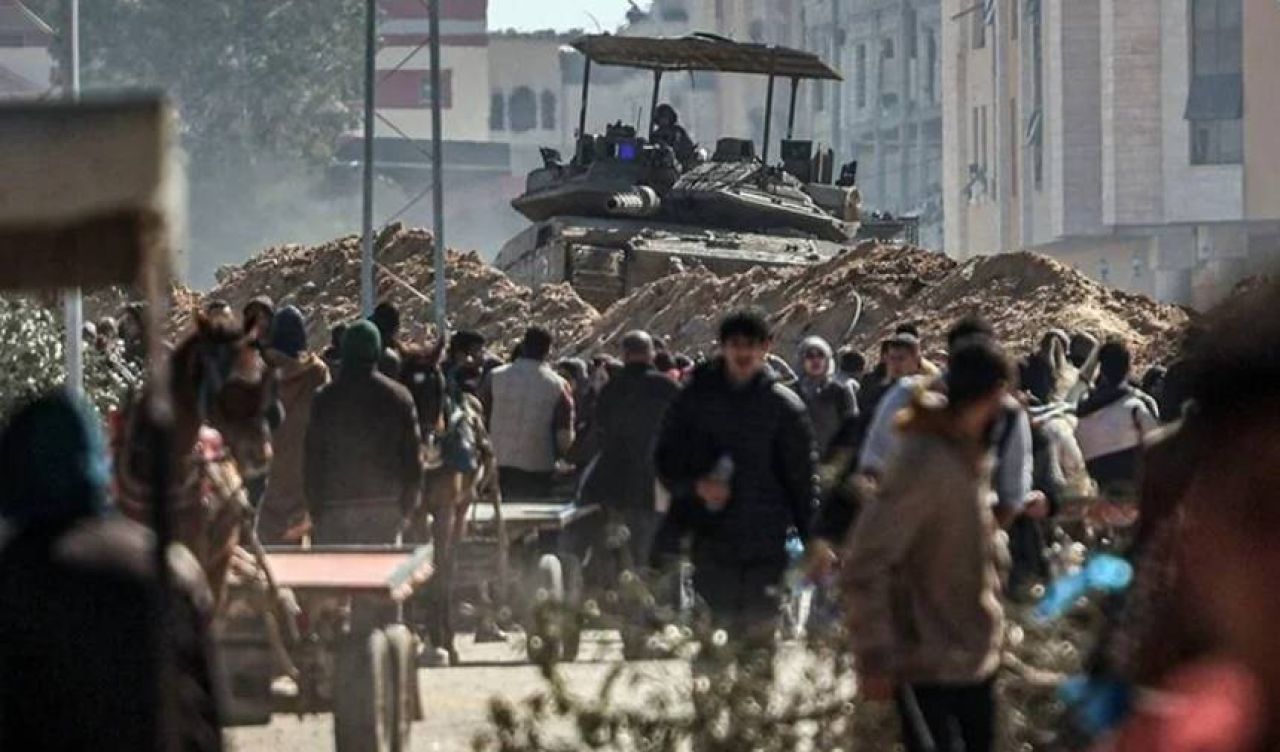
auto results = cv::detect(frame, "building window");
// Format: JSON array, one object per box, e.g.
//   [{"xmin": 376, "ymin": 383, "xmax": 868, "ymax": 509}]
[
  {"xmin": 489, "ymin": 91, "xmax": 505, "ymax": 131},
  {"xmin": 815, "ymin": 81, "xmax": 826, "ymax": 112},
  {"xmin": 1009, "ymin": 97, "xmax": 1018, "ymax": 197},
  {"xmin": 906, "ymin": 6, "xmax": 919, "ymax": 58},
  {"xmin": 1010, "ymin": 0, "xmax": 1018, "ymax": 39},
  {"xmin": 375, "ymin": 69, "xmax": 452, "ymax": 109},
  {"xmin": 509, "ymin": 87, "xmax": 537, "ymax": 132},
  {"xmin": 1186, "ymin": 0, "xmax": 1243, "ymax": 164},
  {"xmin": 1027, "ymin": 108, "xmax": 1044, "ymax": 189},
  {"xmin": 926, "ymin": 32, "xmax": 937, "ymax": 102},
  {"xmin": 882, "ymin": 37, "xmax": 895, "ymax": 59},
  {"xmin": 855, "ymin": 44, "xmax": 867, "ymax": 109},
  {"xmin": 972, "ymin": 4, "xmax": 987, "ymax": 48},
  {"xmin": 540, "ymin": 89, "xmax": 557, "ymax": 130},
  {"xmin": 1191, "ymin": 119, "xmax": 1243, "ymax": 164},
  {"xmin": 1031, "ymin": 0, "xmax": 1044, "ymax": 189},
  {"xmin": 980, "ymin": 105, "xmax": 988, "ymax": 182}
]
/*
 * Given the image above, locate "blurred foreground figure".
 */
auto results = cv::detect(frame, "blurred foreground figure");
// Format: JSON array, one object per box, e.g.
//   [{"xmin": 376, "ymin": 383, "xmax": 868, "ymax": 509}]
[
  {"xmin": 1104, "ymin": 277, "xmax": 1280, "ymax": 752},
  {"xmin": 0, "ymin": 390, "xmax": 222, "ymax": 751},
  {"xmin": 843, "ymin": 338, "xmax": 1013, "ymax": 752}
]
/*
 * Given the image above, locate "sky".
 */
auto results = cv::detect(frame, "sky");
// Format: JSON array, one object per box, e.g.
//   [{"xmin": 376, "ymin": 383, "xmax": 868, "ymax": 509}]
[{"xmin": 487, "ymin": 0, "xmax": 647, "ymax": 33}]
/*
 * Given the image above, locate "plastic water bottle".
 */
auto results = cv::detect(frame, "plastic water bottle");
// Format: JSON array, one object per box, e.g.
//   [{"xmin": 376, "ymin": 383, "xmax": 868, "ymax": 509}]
[
  {"xmin": 704, "ymin": 453, "xmax": 734, "ymax": 511},
  {"xmin": 1035, "ymin": 554, "xmax": 1134, "ymax": 622}
]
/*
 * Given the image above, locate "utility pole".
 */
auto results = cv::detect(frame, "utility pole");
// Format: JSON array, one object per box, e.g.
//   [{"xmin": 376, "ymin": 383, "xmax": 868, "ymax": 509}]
[
  {"xmin": 63, "ymin": 0, "xmax": 82, "ymax": 393},
  {"xmin": 429, "ymin": 0, "xmax": 446, "ymax": 335},
  {"xmin": 360, "ymin": 0, "xmax": 377, "ymax": 316}
]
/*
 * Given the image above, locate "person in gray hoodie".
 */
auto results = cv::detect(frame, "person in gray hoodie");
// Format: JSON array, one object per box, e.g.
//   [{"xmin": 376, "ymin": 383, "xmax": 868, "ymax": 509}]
[{"xmin": 794, "ymin": 336, "xmax": 857, "ymax": 458}]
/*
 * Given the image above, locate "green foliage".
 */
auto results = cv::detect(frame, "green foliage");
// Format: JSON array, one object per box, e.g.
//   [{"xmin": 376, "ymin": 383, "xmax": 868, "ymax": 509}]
[
  {"xmin": 0, "ymin": 296, "xmax": 141, "ymax": 421},
  {"xmin": 474, "ymin": 585, "xmax": 1092, "ymax": 751},
  {"xmin": 25, "ymin": 0, "xmax": 367, "ymax": 283},
  {"xmin": 29, "ymin": 0, "xmax": 363, "ymax": 168}
]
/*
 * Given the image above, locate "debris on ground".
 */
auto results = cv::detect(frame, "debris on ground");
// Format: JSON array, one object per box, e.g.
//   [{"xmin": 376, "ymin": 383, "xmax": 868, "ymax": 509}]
[
  {"xmin": 564, "ymin": 243, "xmax": 1192, "ymax": 365},
  {"xmin": 187, "ymin": 223, "xmax": 600, "ymax": 353},
  {"xmin": 82, "ymin": 229, "xmax": 1190, "ymax": 367}
]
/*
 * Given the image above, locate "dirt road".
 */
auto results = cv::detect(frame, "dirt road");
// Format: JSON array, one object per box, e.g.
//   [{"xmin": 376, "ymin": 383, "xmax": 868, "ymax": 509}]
[{"xmin": 226, "ymin": 631, "xmax": 685, "ymax": 752}]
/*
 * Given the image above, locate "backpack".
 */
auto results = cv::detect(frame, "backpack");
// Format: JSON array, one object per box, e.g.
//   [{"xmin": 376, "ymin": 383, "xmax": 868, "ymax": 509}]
[{"xmin": 440, "ymin": 394, "xmax": 479, "ymax": 474}]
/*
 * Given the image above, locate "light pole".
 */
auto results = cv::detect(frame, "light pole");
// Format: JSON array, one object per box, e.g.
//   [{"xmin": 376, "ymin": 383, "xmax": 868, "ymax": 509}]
[
  {"xmin": 63, "ymin": 0, "xmax": 82, "ymax": 393},
  {"xmin": 360, "ymin": 0, "xmax": 377, "ymax": 316},
  {"xmin": 428, "ymin": 0, "xmax": 446, "ymax": 335}
]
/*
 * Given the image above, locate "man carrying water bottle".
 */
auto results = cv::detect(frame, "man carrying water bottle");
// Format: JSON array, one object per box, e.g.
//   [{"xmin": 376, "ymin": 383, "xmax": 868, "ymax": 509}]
[{"xmin": 652, "ymin": 309, "xmax": 818, "ymax": 641}]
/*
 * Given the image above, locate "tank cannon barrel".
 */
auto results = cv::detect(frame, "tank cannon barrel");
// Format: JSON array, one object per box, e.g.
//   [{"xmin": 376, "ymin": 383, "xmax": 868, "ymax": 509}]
[{"xmin": 604, "ymin": 186, "xmax": 661, "ymax": 217}]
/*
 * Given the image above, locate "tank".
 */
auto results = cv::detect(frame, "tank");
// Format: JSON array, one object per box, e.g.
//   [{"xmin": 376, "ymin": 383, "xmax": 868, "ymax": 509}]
[{"xmin": 495, "ymin": 34, "xmax": 916, "ymax": 309}]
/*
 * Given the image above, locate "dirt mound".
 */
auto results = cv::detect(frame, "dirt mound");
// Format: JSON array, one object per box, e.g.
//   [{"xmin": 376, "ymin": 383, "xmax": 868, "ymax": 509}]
[
  {"xmin": 567, "ymin": 244, "xmax": 1190, "ymax": 365},
  {"xmin": 188, "ymin": 223, "xmax": 599, "ymax": 352}
]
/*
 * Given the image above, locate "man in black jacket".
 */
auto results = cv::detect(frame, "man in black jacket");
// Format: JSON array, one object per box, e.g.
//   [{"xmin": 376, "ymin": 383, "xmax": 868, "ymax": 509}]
[
  {"xmin": 653, "ymin": 310, "xmax": 817, "ymax": 639},
  {"xmin": 584, "ymin": 330, "xmax": 680, "ymax": 568}
]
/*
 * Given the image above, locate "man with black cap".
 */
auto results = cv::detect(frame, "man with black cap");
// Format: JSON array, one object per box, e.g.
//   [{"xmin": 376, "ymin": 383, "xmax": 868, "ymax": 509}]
[
  {"xmin": 304, "ymin": 320, "xmax": 422, "ymax": 544},
  {"xmin": 0, "ymin": 390, "xmax": 222, "ymax": 751}
]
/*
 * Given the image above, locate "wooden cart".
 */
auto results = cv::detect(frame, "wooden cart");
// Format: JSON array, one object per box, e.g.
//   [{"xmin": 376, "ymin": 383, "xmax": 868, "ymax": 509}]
[
  {"xmin": 454, "ymin": 498, "xmax": 599, "ymax": 662},
  {"xmin": 218, "ymin": 544, "xmax": 435, "ymax": 752}
]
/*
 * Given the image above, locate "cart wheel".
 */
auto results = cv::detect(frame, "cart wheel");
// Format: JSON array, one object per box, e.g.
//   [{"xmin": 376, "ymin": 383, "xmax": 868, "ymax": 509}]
[
  {"xmin": 383, "ymin": 624, "xmax": 419, "ymax": 752},
  {"xmin": 525, "ymin": 554, "xmax": 584, "ymax": 663},
  {"xmin": 333, "ymin": 628, "xmax": 394, "ymax": 752},
  {"xmin": 536, "ymin": 553, "xmax": 564, "ymax": 602},
  {"xmin": 559, "ymin": 553, "xmax": 584, "ymax": 662}
]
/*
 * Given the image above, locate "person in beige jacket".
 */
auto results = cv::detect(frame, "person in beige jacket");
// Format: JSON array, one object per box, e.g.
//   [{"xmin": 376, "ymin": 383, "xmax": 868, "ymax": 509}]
[{"xmin": 843, "ymin": 336, "xmax": 1012, "ymax": 752}]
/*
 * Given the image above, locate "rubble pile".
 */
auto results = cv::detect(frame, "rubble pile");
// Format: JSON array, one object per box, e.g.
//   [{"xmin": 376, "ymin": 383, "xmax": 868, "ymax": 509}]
[
  {"xmin": 197, "ymin": 223, "xmax": 599, "ymax": 352},
  {"xmin": 567, "ymin": 243, "xmax": 1191, "ymax": 364}
]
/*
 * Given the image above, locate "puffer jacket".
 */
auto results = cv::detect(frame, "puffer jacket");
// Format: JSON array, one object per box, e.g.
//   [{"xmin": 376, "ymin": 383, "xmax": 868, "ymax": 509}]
[
  {"xmin": 259, "ymin": 351, "xmax": 329, "ymax": 543},
  {"xmin": 653, "ymin": 359, "xmax": 817, "ymax": 564},
  {"xmin": 843, "ymin": 392, "xmax": 1004, "ymax": 684}
]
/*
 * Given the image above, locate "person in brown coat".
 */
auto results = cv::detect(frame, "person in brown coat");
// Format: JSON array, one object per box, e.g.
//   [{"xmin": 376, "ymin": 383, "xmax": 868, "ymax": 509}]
[
  {"xmin": 843, "ymin": 337, "xmax": 1013, "ymax": 752},
  {"xmin": 257, "ymin": 306, "xmax": 329, "ymax": 544},
  {"xmin": 304, "ymin": 321, "xmax": 422, "ymax": 545}
]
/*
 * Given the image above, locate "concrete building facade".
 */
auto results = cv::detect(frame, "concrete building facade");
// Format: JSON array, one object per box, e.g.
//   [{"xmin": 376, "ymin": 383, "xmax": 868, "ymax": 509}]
[
  {"xmin": 704, "ymin": 0, "xmax": 944, "ymax": 245},
  {"xmin": 0, "ymin": 0, "xmax": 54, "ymax": 99},
  {"xmin": 942, "ymin": 0, "xmax": 1280, "ymax": 308}
]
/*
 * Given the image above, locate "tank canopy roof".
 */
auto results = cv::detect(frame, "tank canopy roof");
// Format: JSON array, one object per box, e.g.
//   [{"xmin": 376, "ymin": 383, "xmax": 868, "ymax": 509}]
[{"xmin": 569, "ymin": 33, "xmax": 842, "ymax": 81}]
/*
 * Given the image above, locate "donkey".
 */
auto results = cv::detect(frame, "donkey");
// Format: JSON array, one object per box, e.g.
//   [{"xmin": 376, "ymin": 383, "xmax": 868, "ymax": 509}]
[
  {"xmin": 112, "ymin": 309, "xmax": 276, "ymax": 612},
  {"xmin": 400, "ymin": 342, "xmax": 501, "ymax": 665}
]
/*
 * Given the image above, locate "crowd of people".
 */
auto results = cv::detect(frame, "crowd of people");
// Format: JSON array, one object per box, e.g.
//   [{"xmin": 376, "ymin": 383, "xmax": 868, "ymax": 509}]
[{"xmin": 2, "ymin": 274, "xmax": 1279, "ymax": 751}]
